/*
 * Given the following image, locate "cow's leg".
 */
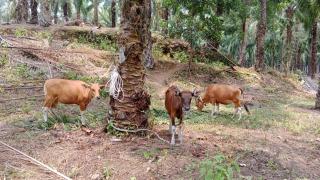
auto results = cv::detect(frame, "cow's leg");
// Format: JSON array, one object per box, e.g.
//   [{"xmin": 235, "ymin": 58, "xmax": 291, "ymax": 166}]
[
  {"xmin": 79, "ymin": 104, "xmax": 87, "ymax": 126},
  {"xmin": 170, "ymin": 116, "xmax": 176, "ymax": 145},
  {"xmin": 216, "ymin": 103, "xmax": 220, "ymax": 114},
  {"xmin": 169, "ymin": 120, "xmax": 172, "ymax": 133},
  {"xmin": 237, "ymin": 107, "xmax": 242, "ymax": 120},
  {"xmin": 42, "ymin": 96, "xmax": 53, "ymax": 122},
  {"xmin": 170, "ymin": 125, "xmax": 176, "ymax": 146},
  {"xmin": 232, "ymin": 100, "xmax": 242, "ymax": 120},
  {"xmin": 42, "ymin": 107, "xmax": 49, "ymax": 122},
  {"xmin": 211, "ymin": 103, "xmax": 216, "ymax": 116},
  {"xmin": 178, "ymin": 121, "xmax": 184, "ymax": 144}
]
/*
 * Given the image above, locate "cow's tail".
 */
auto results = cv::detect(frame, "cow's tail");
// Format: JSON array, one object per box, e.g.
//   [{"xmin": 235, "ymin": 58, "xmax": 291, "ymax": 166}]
[
  {"xmin": 243, "ymin": 103, "xmax": 250, "ymax": 114},
  {"xmin": 239, "ymin": 88, "xmax": 250, "ymax": 115}
]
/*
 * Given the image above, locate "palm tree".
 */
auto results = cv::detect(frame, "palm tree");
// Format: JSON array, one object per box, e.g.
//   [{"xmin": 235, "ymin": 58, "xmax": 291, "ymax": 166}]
[
  {"xmin": 238, "ymin": 0, "xmax": 250, "ymax": 66},
  {"xmin": 63, "ymin": 0, "xmax": 71, "ymax": 22},
  {"xmin": 254, "ymin": 0, "xmax": 267, "ymax": 71},
  {"xmin": 297, "ymin": 0, "xmax": 320, "ymax": 79},
  {"xmin": 93, "ymin": 0, "xmax": 99, "ymax": 25},
  {"xmin": 74, "ymin": 0, "xmax": 84, "ymax": 20},
  {"xmin": 111, "ymin": 0, "xmax": 116, "ymax": 27},
  {"xmin": 39, "ymin": 0, "xmax": 52, "ymax": 27},
  {"xmin": 283, "ymin": 4, "xmax": 295, "ymax": 76},
  {"xmin": 110, "ymin": 0, "xmax": 151, "ymax": 129},
  {"xmin": 15, "ymin": 0, "xmax": 28, "ymax": 23},
  {"xmin": 144, "ymin": 0, "xmax": 154, "ymax": 69},
  {"xmin": 29, "ymin": 0, "xmax": 38, "ymax": 24}
]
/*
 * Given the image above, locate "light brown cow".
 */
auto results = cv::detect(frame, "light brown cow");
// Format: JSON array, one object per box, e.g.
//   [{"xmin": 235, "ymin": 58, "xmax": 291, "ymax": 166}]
[
  {"xmin": 196, "ymin": 84, "xmax": 250, "ymax": 120},
  {"xmin": 42, "ymin": 79, "xmax": 104, "ymax": 125},
  {"xmin": 165, "ymin": 86, "xmax": 199, "ymax": 145}
]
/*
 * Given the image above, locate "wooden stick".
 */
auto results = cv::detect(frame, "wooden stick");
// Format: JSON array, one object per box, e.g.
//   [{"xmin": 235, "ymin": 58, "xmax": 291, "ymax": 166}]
[
  {"xmin": 0, "ymin": 141, "xmax": 72, "ymax": 180},
  {"xmin": 207, "ymin": 44, "xmax": 239, "ymax": 67}
]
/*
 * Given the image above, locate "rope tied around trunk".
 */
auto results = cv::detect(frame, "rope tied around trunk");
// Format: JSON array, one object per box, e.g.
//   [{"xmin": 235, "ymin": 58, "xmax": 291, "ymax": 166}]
[{"xmin": 107, "ymin": 119, "xmax": 171, "ymax": 145}]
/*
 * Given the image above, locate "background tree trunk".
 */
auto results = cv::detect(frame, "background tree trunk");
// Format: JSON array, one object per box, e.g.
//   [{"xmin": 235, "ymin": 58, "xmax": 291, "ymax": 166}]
[
  {"xmin": 93, "ymin": 0, "xmax": 99, "ymax": 25},
  {"xmin": 143, "ymin": 0, "xmax": 154, "ymax": 69},
  {"xmin": 254, "ymin": 0, "xmax": 267, "ymax": 71},
  {"xmin": 76, "ymin": 1, "xmax": 81, "ymax": 20},
  {"xmin": 238, "ymin": 18, "xmax": 248, "ymax": 66},
  {"xmin": 63, "ymin": 2, "xmax": 69, "ymax": 22},
  {"xmin": 309, "ymin": 21, "xmax": 317, "ymax": 79},
  {"xmin": 111, "ymin": 0, "xmax": 116, "ymax": 27},
  {"xmin": 39, "ymin": 0, "xmax": 52, "ymax": 27},
  {"xmin": 283, "ymin": 5, "xmax": 294, "ymax": 76},
  {"xmin": 161, "ymin": 7, "xmax": 169, "ymax": 35},
  {"xmin": 315, "ymin": 79, "xmax": 320, "ymax": 109},
  {"xmin": 15, "ymin": 0, "xmax": 28, "ymax": 23},
  {"xmin": 296, "ymin": 46, "xmax": 302, "ymax": 70},
  {"xmin": 29, "ymin": 0, "xmax": 38, "ymax": 24},
  {"xmin": 110, "ymin": 0, "xmax": 151, "ymax": 129}
]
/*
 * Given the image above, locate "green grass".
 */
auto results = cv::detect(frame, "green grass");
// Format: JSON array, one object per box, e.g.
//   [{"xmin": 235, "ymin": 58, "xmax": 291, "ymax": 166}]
[
  {"xmin": 14, "ymin": 27, "xmax": 27, "ymax": 37},
  {"xmin": 76, "ymin": 34, "xmax": 117, "ymax": 52},
  {"xmin": 150, "ymin": 91, "xmax": 320, "ymax": 134}
]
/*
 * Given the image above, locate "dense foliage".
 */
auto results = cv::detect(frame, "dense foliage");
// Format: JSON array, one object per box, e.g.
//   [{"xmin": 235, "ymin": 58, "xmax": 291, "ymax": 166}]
[{"xmin": 0, "ymin": 0, "xmax": 319, "ymax": 76}]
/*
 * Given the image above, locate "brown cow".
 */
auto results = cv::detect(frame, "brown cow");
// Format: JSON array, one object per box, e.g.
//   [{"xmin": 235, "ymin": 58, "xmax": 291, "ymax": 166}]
[
  {"xmin": 165, "ymin": 86, "xmax": 199, "ymax": 145},
  {"xmin": 42, "ymin": 79, "xmax": 104, "ymax": 125},
  {"xmin": 196, "ymin": 84, "xmax": 250, "ymax": 120}
]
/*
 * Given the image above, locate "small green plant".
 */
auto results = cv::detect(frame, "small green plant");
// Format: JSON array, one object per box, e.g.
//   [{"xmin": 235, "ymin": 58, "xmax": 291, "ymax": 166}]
[
  {"xmin": 152, "ymin": 45, "xmax": 164, "ymax": 58},
  {"xmin": 143, "ymin": 151, "xmax": 154, "ymax": 159},
  {"xmin": 173, "ymin": 51, "xmax": 189, "ymax": 63},
  {"xmin": 103, "ymin": 163, "xmax": 112, "ymax": 179},
  {"xmin": 199, "ymin": 154, "xmax": 240, "ymax": 180},
  {"xmin": 15, "ymin": 64, "xmax": 31, "ymax": 78},
  {"xmin": 0, "ymin": 53, "xmax": 8, "ymax": 67},
  {"xmin": 14, "ymin": 28, "xmax": 27, "ymax": 37}
]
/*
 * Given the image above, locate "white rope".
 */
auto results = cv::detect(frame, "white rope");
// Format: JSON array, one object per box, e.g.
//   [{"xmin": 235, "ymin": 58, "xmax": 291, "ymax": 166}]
[
  {"xmin": 0, "ymin": 141, "xmax": 72, "ymax": 180},
  {"xmin": 107, "ymin": 66, "xmax": 124, "ymax": 100}
]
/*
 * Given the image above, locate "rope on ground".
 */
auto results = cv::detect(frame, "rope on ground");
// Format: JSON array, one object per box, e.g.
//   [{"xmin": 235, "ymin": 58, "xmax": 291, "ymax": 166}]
[
  {"xmin": 0, "ymin": 141, "xmax": 72, "ymax": 180},
  {"xmin": 107, "ymin": 120, "xmax": 170, "ymax": 145}
]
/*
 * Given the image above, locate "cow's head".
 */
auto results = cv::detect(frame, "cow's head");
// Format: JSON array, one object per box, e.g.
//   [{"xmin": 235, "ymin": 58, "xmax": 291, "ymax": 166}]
[
  {"xmin": 195, "ymin": 96, "xmax": 205, "ymax": 111},
  {"xmin": 83, "ymin": 83, "xmax": 105, "ymax": 100},
  {"xmin": 176, "ymin": 89, "xmax": 200, "ymax": 112}
]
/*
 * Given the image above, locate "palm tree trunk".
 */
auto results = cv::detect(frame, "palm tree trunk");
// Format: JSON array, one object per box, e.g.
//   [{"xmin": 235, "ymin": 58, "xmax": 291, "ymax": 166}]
[
  {"xmin": 63, "ymin": 2, "xmax": 69, "ymax": 22},
  {"xmin": 15, "ymin": 0, "xmax": 28, "ymax": 23},
  {"xmin": 296, "ymin": 46, "xmax": 302, "ymax": 70},
  {"xmin": 29, "ymin": 0, "xmax": 38, "ymax": 24},
  {"xmin": 39, "ymin": 0, "xmax": 52, "ymax": 27},
  {"xmin": 315, "ymin": 78, "xmax": 320, "ymax": 109},
  {"xmin": 161, "ymin": 7, "xmax": 169, "ymax": 35},
  {"xmin": 111, "ymin": 0, "xmax": 116, "ymax": 27},
  {"xmin": 254, "ymin": 0, "xmax": 267, "ymax": 71},
  {"xmin": 110, "ymin": 0, "xmax": 151, "ymax": 129},
  {"xmin": 143, "ymin": 0, "xmax": 154, "ymax": 69},
  {"xmin": 76, "ymin": 1, "xmax": 81, "ymax": 20},
  {"xmin": 283, "ymin": 5, "xmax": 294, "ymax": 76},
  {"xmin": 53, "ymin": 2, "xmax": 59, "ymax": 24},
  {"xmin": 309, "ymin": 21, "xmax": 317, "ymax": 79},
  {"xmin": 93, "ymin": 0, "xmax": 99, "ymax": 25},
  {"xmin": 238, "ymin": 18, "xmax": 248, "ymax": 66}
]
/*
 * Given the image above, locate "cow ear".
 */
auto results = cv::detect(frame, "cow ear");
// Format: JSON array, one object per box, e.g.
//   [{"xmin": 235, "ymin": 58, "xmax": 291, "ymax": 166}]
[
  {"xmin": 192, "ymin": 89, "xmax": 201, "ymax": 97},
  {"xmin": 99, "ymin": 85, "xmax": 105, "ymax": 89}
]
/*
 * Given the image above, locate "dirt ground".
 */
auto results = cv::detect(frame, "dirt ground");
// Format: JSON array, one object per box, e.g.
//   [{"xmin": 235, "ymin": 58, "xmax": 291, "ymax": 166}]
[{"xmin": 1, "ymin": 25, "xmax": 320, "ymax": 180}]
